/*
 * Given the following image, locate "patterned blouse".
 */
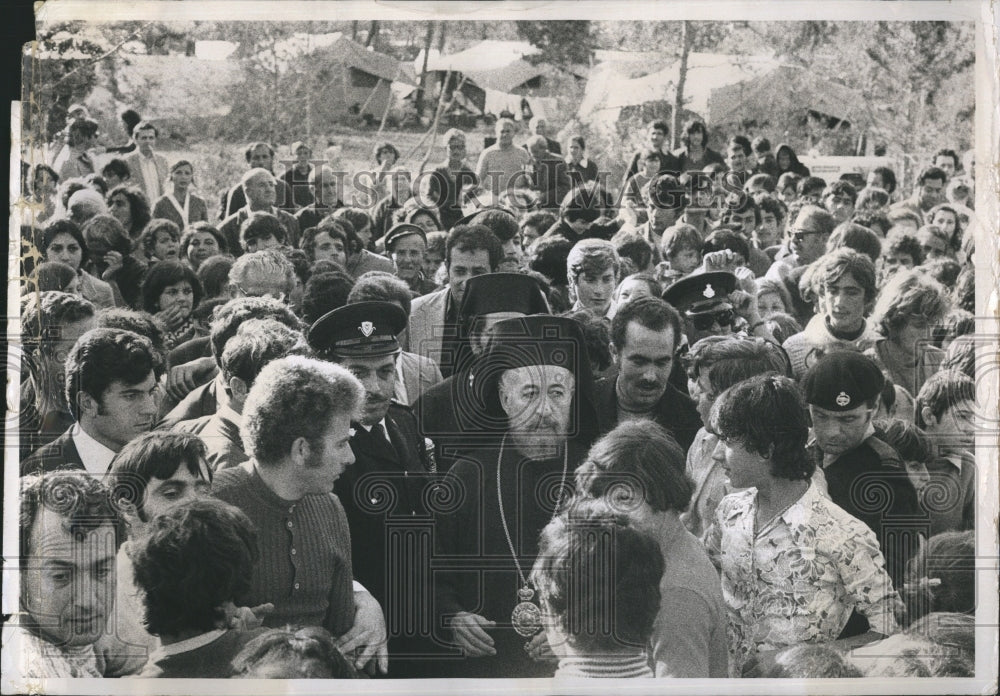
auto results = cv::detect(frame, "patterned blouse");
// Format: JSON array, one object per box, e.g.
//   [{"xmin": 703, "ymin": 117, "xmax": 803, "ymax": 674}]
[{"xmin": 705, "ymin": 481, "xmax": 901, "ymax": 676}]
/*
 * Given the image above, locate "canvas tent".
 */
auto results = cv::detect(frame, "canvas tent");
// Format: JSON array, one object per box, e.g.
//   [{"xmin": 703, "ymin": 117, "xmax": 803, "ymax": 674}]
[
  {"xmin": 266, "ymin": 32, "xmax": 417, "ymax": 119},
  {"xmin": 416, "ymin": 40, "xmax": 583, "ymax": 121},
  {"xmin": 578, "ymin": 52, "xmax": 784, "ymax": 133}
]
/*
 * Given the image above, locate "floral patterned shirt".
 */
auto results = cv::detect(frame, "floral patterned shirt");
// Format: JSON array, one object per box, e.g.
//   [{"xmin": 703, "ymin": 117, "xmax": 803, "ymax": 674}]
[{"xmin": 705, "ymin": 481, "xmax": 901, "ymax": 676}]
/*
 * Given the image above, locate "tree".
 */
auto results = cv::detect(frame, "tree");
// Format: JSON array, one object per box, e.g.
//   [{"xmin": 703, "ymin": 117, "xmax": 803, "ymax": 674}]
[
  {"xmin": 671, "ymin": 21, "xmax": 693, "ymax": 150},
  {"xmin": 415, "ymin": 21, "xmax": 435, "ymax": 116},
  {"xmin": 516, "ymin": 21, "xmax": 594, "ymax": 68},
  {"xmin": 23, "ymin": 22, "xmax": 145, "ymax": 145}
]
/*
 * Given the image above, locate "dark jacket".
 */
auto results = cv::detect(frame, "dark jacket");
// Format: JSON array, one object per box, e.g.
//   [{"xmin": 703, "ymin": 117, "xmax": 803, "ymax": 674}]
[
  {"xmin": 592, "ymin": 372, "xmax": 702, "ymax": 454},
  {"xmin": 157, "ymin": 380, "xmax": 218, "ymax": 431},
  {"xmin": 526, "ymin": 153, "xmax": 573, "ymax": 210},
  {"xmin": 21, "ymin": 427, "xmax": 85, "ymax": 476},
  {"xmin": 809, "ymin": 435, "xmax": 925, "ymax": 588},
  {"xmin": 775, "ymin": 143, "xmax": 811, "ymax": 178},
  {"xmin": 623, "ymin": 149, "xmax": 683, "ymax": 190},
  {"xmin": 336, "ymin": 403, "xmax": 439, "ymax": 676}
]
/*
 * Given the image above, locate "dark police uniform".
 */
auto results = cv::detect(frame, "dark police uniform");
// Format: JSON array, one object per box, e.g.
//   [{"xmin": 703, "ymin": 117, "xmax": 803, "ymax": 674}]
[
  {"xmin": 803, "ymin": 351, "xmax": 927, "ymax": 590},
  {"xmin": 309, "ymin": 301, "xmax": 441, "ymax": 677}
]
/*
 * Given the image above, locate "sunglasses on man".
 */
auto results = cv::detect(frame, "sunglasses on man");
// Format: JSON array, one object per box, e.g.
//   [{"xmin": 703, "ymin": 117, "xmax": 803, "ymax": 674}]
[
  {"xmin": 790, "ymin": 228, "xmax": 825, "ymax": 242},
  {"xmin": 687, "ymin": 308, "xmax": 735, "ymax": 331}
]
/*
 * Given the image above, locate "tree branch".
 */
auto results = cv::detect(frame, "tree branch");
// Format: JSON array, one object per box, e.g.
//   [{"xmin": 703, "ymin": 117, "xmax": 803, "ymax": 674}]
[{"xmin": 47, "ymin": 24, "xmax": 151, "ymax": 88}]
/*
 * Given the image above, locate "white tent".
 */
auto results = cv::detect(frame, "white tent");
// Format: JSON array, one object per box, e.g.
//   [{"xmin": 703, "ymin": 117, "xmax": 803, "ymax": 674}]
[{"xmin": 578, "ymin": 52, "xmax": 784, "ymax": 129}]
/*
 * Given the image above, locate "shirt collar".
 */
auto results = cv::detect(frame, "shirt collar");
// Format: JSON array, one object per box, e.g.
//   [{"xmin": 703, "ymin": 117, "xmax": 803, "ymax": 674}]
[
  {"xmin": 216, "ymin": 402, "xmax": 242, "ymax": 425},
  {"xmin": 71, "ymin": 424, "xmax": 117, "ymax": 476},
  {"xmin": 149, "ymin": 629, "xmax": 227, "ymax": 660}
]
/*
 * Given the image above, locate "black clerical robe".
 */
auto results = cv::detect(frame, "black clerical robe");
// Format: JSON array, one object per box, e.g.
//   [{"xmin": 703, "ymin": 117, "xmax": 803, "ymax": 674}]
[{"xmin": 432, "ymin": 437, "xmax": 590, "ymax": 678}]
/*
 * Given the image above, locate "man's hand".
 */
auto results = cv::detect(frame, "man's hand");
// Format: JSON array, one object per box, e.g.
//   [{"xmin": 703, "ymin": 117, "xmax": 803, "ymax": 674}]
[
  {"xmin": 165, "ymin": 356, "xmax": 217, "ymax": 403},
  {"xmin": 728, "ymin": 288, "xmax": 759, "ymax": 322},
  {"xmin": 222, "ymin": 601, "xmax": 274, "ymax": 631},
  {"xmin": 335, "ymin": 590, "xmax": 388, "ymax": 674},
  {"xmin": 450, "ymin": 611, "xmax": 496, "ymax": 657},
  {"xmin": 525, "ymin": 631, "xmax": 556, "ymax": 663},
  {"xmin": 702, "ymin": 249, "xmax": 742, "ymax": 273}
]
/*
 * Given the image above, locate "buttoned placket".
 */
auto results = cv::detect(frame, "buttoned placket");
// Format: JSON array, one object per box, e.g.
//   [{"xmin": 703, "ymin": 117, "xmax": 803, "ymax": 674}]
[{"xmin": 287, "ymin": 503, "xmax": 301, "ymax": 591}]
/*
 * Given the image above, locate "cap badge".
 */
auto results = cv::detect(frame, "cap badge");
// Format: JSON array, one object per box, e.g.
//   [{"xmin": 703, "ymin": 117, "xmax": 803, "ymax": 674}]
[
  {"xmin": 702, "ymin": 284, "xmax": 716, "ymax": 299},
  {"xmin": 359, "ymin": 321, "xmax": 375, "ymax": 337},
  {"xmin": 836, "ymin": 391, "xmax": 851, "ymax": 407}
]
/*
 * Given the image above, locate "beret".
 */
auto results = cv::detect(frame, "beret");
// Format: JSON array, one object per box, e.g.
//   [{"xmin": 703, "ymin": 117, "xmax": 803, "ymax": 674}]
[{"xmin": 803, "ymin": 350, "xmax": 885, "ymax": 411}]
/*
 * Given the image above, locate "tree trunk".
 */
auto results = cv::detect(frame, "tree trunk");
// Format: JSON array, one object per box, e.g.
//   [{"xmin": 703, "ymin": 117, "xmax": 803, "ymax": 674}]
[
  {"xmin": 351, "ymin": 21, "xmax": 358, "ymax": 42},
  {"xmin": 672, "ymin": 21, "xmax": 692, "ymax": 151},
  {"xmin": 365, "ymin": 21, "xmax": 380, "ymax": 48},
  {"xmin": 436, "ymin": 21, "xmax": 447, "ymax": 53},
  {"xmin": 416, "ymin": 21, "xmax": 435, "ymax": 116}
]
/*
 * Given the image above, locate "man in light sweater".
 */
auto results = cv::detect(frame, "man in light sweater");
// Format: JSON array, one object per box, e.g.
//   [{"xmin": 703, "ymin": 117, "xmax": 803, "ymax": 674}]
[{"xmin": 476, "ymin": 118, "xmax": 530, "ymax": 198}]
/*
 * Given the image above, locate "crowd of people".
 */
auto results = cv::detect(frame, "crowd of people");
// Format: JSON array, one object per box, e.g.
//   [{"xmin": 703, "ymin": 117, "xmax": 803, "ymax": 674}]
[{"xmin": 9, "ymin": 105, "xmax": 979, "ymax": 681}]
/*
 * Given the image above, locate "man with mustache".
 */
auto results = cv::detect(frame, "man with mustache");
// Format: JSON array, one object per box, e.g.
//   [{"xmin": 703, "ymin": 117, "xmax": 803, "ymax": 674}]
[
  {"xmin": 593, "ymin": 296, "xmax": 701, "ymax": 452},
  {"xmin": 431, "ymin": 314, "xmax": 599, "ymax": 678},
  {"xmin": 308, "ymin": 301, "xmax": 437, "ymax": 677}
]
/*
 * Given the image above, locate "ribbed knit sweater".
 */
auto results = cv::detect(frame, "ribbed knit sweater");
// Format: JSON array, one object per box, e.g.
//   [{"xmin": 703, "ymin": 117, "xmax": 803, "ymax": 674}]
[{"xmin": 212, "ymin": 461, "xmax": 355, "ymax": 637}]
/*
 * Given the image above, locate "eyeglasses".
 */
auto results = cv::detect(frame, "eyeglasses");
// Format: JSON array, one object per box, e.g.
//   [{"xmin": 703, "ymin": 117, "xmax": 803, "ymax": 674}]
[
  {"xmin": 689, "ymin": 308, "xmax": 735, "ymax": 331},
  {"xmin": 790, "ymin": 228, "xmax": 825, "ymax": 241},
  {"xmin": 233, "ymin": 284, "xmax": 287, "ymax": 303}
]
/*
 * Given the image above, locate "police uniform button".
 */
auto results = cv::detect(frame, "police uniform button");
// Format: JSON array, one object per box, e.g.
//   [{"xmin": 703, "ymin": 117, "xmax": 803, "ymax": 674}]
[
  {"xmin": 294, "ymin": 582, "xmax": 300, "ymax": 590},
  {"xmin": 286, "ymin": 520, "xmax": 293, "ymax": 529},
  {"xmin": 290, "ymin": 548, "xmax": 296, "ymax": 555}
]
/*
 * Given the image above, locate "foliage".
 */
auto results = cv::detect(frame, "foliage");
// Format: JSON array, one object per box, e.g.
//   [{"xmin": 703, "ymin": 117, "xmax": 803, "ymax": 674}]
[
  {"xmin": 516, "ymin": 21, "xmax": 595, "ymax": 67},
  {"xmin": 23, "ymin": 23, "xmax": 109, "ymax": 143}
]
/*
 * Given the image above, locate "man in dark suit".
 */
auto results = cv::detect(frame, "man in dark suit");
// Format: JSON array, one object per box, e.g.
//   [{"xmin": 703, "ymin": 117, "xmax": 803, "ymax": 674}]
[
  {"xmin": 220, "ymin": 142, "xmax": 295, "ymax": 219},
  {"xmin": 525, "ymin": 118, "xmax": 561, "ymax": 156},
  {"xmin": 593, "ymin": 296, "xmax": 701, "ymax": 453},
  {"xmin": 622, "ymin": 120, "xmax": 682, "ymax": 189},
  {"xmin": 309, "ymin": 301, "xmax": 437, "ymax": 677},
  {"xmin": 522, "ymin": 135, "xmax": 573, "ymax": 211},
  {"xmin": 22, "ymin": 328, "xmax": 164, "ymax": 476},
  {"xmin": 219, "ymin": 169, "xmax": 300, "ymax": 254}
]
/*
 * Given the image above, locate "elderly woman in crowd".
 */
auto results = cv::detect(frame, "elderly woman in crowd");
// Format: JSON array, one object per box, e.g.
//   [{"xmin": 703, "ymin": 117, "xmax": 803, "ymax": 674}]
[
  {"xmin": 106, "ymin": 183, "xmax": 152, "ymax": 243},
  {"xmin": 81, "ymin": 214, "xmax": 147, "ymax": 308},
  {"xmin": 704, "ymin": 374, "xmax": 902, "ymax": 676},
  {"xmin": 180, "ymin": 221, "xmax": 229, "ymax": 271},
  {"xmin": 37, "ymin": 218, "xmax": 118, "ymax": 309}
]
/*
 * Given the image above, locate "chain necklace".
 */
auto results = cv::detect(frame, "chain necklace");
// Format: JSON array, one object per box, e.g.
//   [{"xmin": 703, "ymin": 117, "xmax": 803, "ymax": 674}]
[{"xmin": 496, "ymin": 433, "xmax": 569, "ymax": 639}]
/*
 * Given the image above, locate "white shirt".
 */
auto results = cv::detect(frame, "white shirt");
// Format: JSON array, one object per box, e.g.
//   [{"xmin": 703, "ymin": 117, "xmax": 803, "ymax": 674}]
[
  {"xmin": 71, "ymin": 424, "xmax": 117, "ymax": 476},
  {"xmin": 394, "ymin": 360, "xmax": 409, "ymax": 405},
  {"xmin": 137, "ymin": 153, "xmax": 162, "ymax": 201}
]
